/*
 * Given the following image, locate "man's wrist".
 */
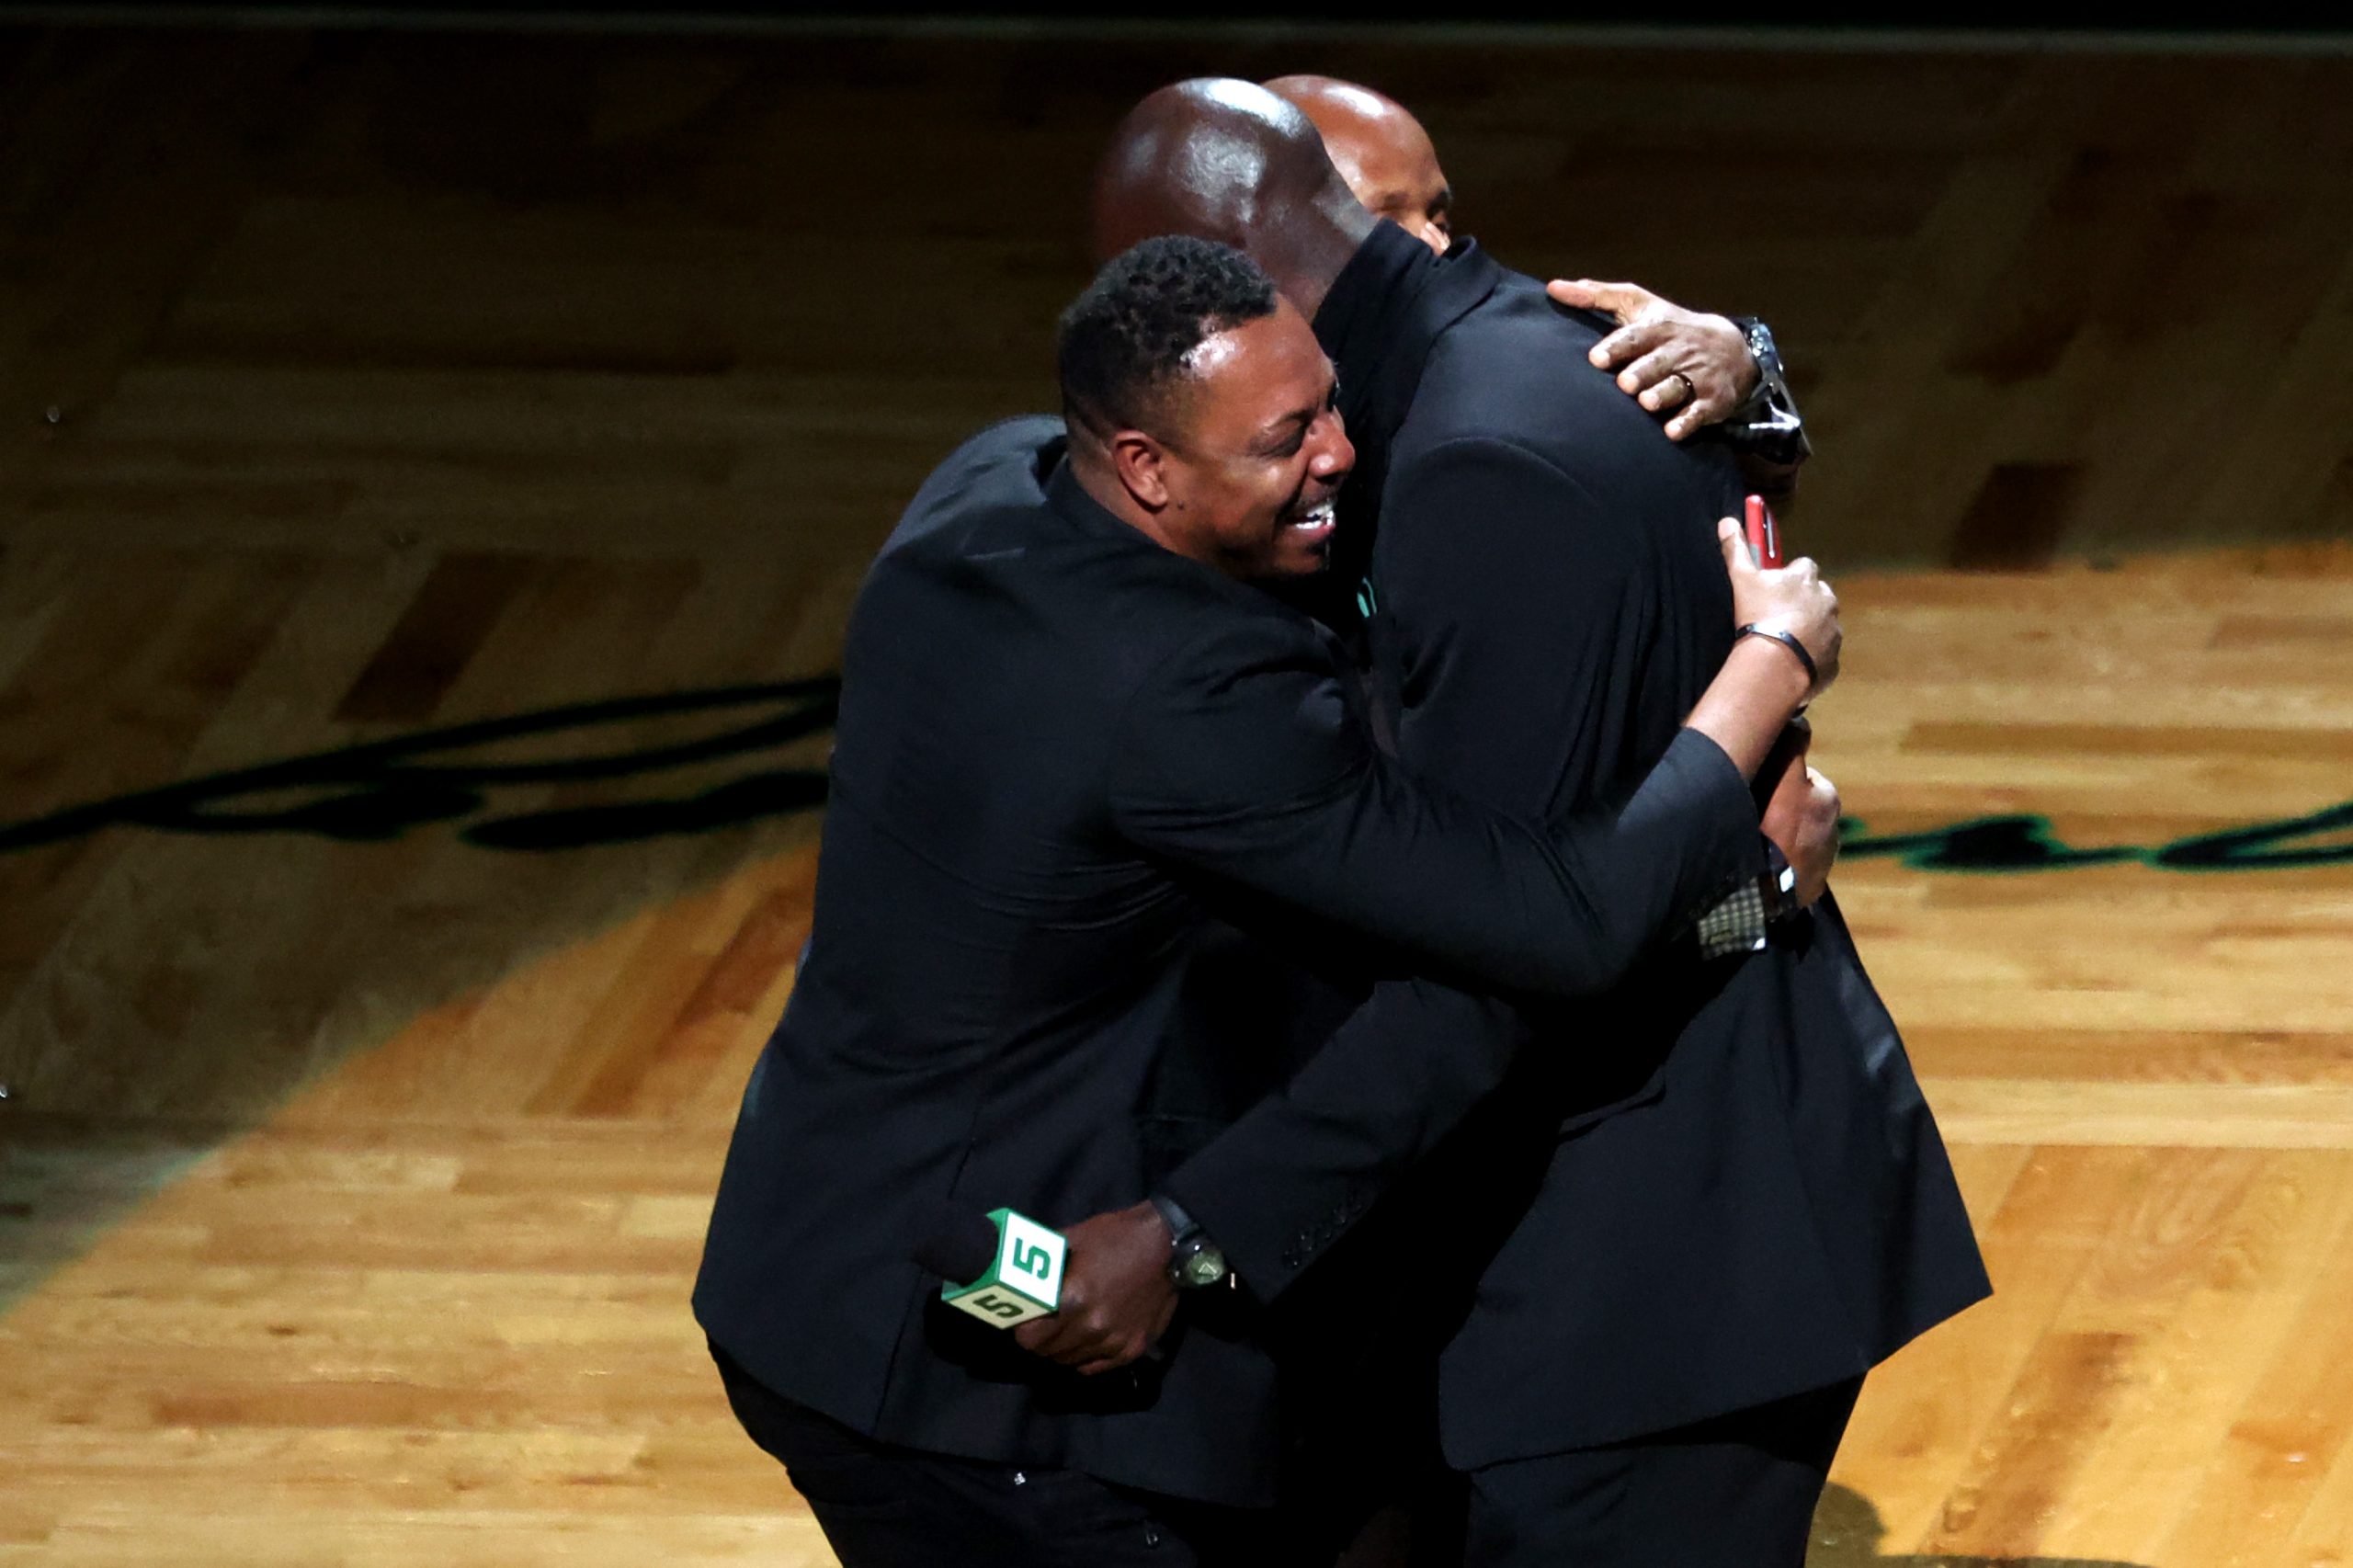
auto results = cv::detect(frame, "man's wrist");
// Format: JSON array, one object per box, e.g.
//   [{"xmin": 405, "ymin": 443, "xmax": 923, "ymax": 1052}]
[
  {"xmin": 1722, "ymin": 317, "xmax": 1812, "ymax": 465},
  {"xmin": 1726, "ymin": 628, "xmax": 1814, "ymax": 712},
  {"xmin": 1711, "ymin": 312, "xmax": 1762, "ymax": 406},
  {"xmin": 1149, "ymin": 1193, "xmax": 1231, "ymax": 1290},
  {"xmin": 1146, "ymin": 1193, "xmax": 1189, "ymax": 1252}
]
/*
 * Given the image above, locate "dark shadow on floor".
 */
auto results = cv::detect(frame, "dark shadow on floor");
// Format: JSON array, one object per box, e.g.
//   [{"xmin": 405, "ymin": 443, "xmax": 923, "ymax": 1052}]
[
  {"xmin": 0, "ymin": 1121, "xmax": 220, "ymax": 1314},
  {"xmin": 1811, "ymin": 1483, "xmax": 2148, "ymax": 1568},
  {"xmin": 0, "ymin": 679, "xmax": 843, "ymax": 1316}
]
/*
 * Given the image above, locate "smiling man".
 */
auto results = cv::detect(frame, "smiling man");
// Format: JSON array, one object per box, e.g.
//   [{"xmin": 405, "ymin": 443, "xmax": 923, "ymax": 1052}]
[
  {"xmin": 694, "ymin": 233, "xmax": 1841, "ymax": 1567},
  {"xmin": 1058, "ymin": 245, "xmax": 1348, "ymax": 581}
]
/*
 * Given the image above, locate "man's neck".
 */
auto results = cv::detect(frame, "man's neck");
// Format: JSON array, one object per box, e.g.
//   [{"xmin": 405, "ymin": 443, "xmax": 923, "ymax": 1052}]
[
  {"xmin": 1312, "ymin": 222, "xmax": 1434, "ymax": 433},
  {"xmin": 1068, "ymin": 450, "xmax": 1199, "ymax": 566},
  {"xmin": 1253, "ymin": 194, "xmax": 1377, "ymax": 323}
]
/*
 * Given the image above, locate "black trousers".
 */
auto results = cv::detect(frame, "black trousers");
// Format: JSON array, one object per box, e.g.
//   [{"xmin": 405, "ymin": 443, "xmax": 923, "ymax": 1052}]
[
  {"xmin": 711, "ymin": 1344, "xmax": 1292, "ymax": 1568},
  {"xmin": 1455, "ymin": 1375, "xmax": 1866, "ymax": 1568}
]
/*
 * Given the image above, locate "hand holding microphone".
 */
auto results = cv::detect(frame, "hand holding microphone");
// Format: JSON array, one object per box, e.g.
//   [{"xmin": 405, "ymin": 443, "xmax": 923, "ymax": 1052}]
[
  {"xmin": 915, "ymin": 1200, "xmax": 1177, "ymax": 1377},
  {"xmin": 1012, "ymin": 1201, "xmax": 1179, "ymax": 1378}
]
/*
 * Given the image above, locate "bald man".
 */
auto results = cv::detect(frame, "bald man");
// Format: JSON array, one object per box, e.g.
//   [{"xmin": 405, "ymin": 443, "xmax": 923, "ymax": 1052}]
[
  {"xmin": 1055, "ymin": 78, "xmax": 1985, "ymax": 1568},
  {"xmin": 1264, "ymin": 74, "xmax": 1811, "ymax": 498},
  {"xmin": 1262, "ymin": 74, "xmax": 1457, "ymax": 256}
]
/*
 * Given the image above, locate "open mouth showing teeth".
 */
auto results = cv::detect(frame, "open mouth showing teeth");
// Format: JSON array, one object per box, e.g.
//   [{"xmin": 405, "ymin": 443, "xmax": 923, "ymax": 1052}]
[{"xmin": 1290, "ymin": 501, "xmax": 1336, "ymax": 531}]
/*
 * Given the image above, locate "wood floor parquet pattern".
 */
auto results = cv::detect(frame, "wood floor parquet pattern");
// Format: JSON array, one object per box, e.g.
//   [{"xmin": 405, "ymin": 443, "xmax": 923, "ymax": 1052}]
[{"xmin": 2, "ymin": 19, "xmax": 2350, "ymax": 1568}]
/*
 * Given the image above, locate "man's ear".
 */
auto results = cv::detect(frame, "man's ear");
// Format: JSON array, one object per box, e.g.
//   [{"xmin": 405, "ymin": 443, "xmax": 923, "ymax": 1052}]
[{"xmin": 1108, "ymin": 429, "xmax": 1171, "ymax": 512}]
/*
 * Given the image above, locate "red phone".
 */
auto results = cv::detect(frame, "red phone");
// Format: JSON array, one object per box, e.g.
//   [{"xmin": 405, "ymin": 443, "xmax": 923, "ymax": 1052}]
[{"xmin": 1744, "ymin": 494, "xmax": 1784, "ymax": 569}]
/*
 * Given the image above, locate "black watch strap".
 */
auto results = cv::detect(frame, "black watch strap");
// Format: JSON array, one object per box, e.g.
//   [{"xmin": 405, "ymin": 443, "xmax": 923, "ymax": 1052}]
[
  {"xmin": 1151, "ymin": 1193, "xmax": 1231, "ymax": 1290},
  {"xmin": 1149, "ymin": 1193, "xmax": 1199, "ymax": 1247}
]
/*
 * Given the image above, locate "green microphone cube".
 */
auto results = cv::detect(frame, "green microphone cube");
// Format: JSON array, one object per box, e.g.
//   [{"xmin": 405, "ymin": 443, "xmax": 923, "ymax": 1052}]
[{"xmin": 939, "ymin": 1207, "xmax": 1065, "ymax": 1326}]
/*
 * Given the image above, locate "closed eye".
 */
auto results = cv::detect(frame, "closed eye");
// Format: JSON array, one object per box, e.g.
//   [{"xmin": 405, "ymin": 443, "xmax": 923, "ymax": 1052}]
[{"xmin": 1259, "ymin": 378, "xmax": 1340, "ymax": 458}]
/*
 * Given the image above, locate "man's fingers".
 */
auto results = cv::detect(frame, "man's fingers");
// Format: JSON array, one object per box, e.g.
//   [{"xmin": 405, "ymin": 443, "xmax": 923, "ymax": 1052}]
[
  {"xmin": 1549, "ymin": 277, "xmax": 1653, "ymax": 328},
  {"xmin": 1591, "ymin": 319, "xmax": 1673, "ymax": 370},
  {"xmin": 1015, "ymin": 1312, "xmax": 1085, "ymax": 1356},
  {"xmin": 1075, "ymin": 1304, "xmax": 1174, "ymax": 1376},
  {"xmin": 1620, "ymin": 347, "xmax": 1688, "ymax": 403},
  {"xmin": 1016, "ymin": 1308, "xmax": 1107, "ymax": 1365},
  {"xmin": 1644, "ymin": 369, "xmax": 1697, "ymax": 411},
  {"xmin": 1036, "ymin": 1325, "xmax": 1111, "ymax": 1368},
  {"xmin": 1074, "ymin": 1338, "xmax": 1148, "ymax": 1378},
  {"xmin": 1719, "ymin": 517, "xmax": 1756, "ymax": 574},
  {"xmin": 1664, "ymin": 383, "xmax": 1736, "ymax": 441}
]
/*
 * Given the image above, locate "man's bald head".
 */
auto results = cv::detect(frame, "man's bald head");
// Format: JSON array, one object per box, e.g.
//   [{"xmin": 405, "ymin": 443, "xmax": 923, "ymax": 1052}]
[
  {"xmin": 1090, "ymin": 77, "xmax": 1375, "ymax": 321},
  {"xmin": 1262, "ymin": 74, "xmax": 1453, "ymax": 256}
]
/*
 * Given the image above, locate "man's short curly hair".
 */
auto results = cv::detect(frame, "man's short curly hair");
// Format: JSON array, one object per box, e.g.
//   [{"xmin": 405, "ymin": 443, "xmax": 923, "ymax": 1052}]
[{"xmin": 1057, "ymin": 234, "xmax": 1279, "ymax": 440}]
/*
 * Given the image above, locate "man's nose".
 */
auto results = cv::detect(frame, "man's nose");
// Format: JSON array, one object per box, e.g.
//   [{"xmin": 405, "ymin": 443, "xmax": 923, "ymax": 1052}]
[{"xmin": 1311, "ymin": 411, "xmax": 1354, "ymax": 482}]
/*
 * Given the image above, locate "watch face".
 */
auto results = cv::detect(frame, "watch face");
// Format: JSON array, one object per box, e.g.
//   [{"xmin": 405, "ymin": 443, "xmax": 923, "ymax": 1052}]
[{"xmin": 1178, "ymin": 1245, "xmax": 1228, "ymax": 1289}]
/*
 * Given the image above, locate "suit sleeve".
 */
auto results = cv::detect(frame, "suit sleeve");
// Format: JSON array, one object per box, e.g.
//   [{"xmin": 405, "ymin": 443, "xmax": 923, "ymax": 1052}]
[
  {"xmin": 1105, "ymin": 608, "xmax": 1754, "ymax": 1003},
  {"xmin": 1160, "ymin": 434, "xmax": 1751, "ymax": 1298}
]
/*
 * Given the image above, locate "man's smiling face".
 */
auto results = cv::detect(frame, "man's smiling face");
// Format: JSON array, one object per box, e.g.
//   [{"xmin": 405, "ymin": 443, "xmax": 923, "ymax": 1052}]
[{"xmin": 1153, "ymin": 297, "xmax": 1354, "ymax": 580}]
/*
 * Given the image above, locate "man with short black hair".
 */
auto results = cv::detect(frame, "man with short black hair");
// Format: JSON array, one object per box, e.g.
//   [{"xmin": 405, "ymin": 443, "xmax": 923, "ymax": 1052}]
[
  {"xmin": 695, "ymin": 233, "xmax": 1839, "ymax": 1567},
  {"xmin": 1053, "ymin": 233, "xmax": 1341, "ymax": 582}
]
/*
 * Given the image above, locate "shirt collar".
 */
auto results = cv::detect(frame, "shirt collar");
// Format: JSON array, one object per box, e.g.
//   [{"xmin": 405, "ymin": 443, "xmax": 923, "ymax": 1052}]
[
  {"xmin": 1043, "ymin": 451, "xmax": 1234, "ymax": 581},
  {"xmin": 1313, "ymin": 221, "xmax": 1502, "ymax": 463},
  {"xmin": 1044, "ymin": 447, "xmax": 1118, "ymax": 536},
  {"xmin": 1308, "ymin": 222, "xmax": 1502, "ymax": 596}
]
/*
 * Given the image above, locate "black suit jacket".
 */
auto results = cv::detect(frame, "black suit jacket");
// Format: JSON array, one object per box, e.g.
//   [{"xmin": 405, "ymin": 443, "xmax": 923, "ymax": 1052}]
[
  {"xmin": 1161, "ymin": 226, "xmax": 1990, "ymax": 1471},
  {"xmin": 692, "ymin": 416, "xmax": 1764, "ymax": 1506}
]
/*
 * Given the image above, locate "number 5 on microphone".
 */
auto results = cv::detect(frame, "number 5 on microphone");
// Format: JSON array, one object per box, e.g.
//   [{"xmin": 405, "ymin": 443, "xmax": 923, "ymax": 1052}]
[{"xmin": 940, "ymin": 1207, "xmax": 1066, "ymax": 1326}]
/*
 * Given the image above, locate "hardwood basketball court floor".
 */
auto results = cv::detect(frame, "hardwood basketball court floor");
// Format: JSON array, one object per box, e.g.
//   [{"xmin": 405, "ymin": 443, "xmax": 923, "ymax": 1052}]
[{"xmin": 2, "ymin": 17, "xmax": 2349, "ymax": 1565}]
